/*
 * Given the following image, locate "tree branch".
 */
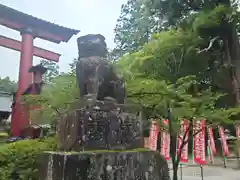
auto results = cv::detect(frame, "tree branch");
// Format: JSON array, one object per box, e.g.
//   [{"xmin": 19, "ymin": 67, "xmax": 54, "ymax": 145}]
[
  {"xmin": 197, "ymin": 37, "xmax": 219, "ymax": 53},
  {"xmin": 175, "ymin": 120, "xmax": 192, "ymax": 167},
  {"xmin": 177, "ymin": 48, "xmax": 184, "ymax": 75}
]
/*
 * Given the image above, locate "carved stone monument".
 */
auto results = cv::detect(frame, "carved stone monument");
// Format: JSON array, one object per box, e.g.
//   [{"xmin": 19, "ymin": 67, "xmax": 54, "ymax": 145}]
[{"xmin": 40, "ymin": 34, "xmax": 169, "ymax": 180}]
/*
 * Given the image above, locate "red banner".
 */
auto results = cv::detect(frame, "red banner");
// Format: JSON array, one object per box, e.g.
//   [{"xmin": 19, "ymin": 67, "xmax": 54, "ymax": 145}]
[
  {"xmin": 149, "ymin": 121, "xmax": 159, "ymax": 151},
  {"xmin": 207, "ymin": 127, "xmax": 216, "ymax": 155},
  {"xmin": 218, "ymin": 126, "xmax": 229, "ymax": 157},
  {"xmin": 177, "ymin": 120, "xmax": 189, "ymax": 163},
  {"xmin": 193, "ymin": 120, "xmax": 206, "ymax": 165},
  {"xmin": 160, "ymin": 119, "xmax": 170, "ymax": 160},
  {"xmin": 236, "ymin": 125, "xmax": 240, "ymax": 138}
]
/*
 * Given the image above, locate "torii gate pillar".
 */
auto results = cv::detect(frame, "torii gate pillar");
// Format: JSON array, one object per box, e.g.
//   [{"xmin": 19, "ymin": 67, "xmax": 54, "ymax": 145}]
[
  {"xmin": 19, "ymin": 29, "xmax": 34, "ymax": 92},
  {"xmin": 11, "ymin": 29, "xmax": 34, "ymax": 136}
]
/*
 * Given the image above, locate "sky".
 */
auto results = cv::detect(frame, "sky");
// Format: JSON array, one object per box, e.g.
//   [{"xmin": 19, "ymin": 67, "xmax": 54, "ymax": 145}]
[{"xmin": 0, "ymin": 0, "xmax": 127, "ymax": 81}]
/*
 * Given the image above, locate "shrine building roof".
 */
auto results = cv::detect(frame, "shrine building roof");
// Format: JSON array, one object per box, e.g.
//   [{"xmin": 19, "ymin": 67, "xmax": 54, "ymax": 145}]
[{"xmin": 0, "ymin": 4, "xmax": 80, "ymax": 43}]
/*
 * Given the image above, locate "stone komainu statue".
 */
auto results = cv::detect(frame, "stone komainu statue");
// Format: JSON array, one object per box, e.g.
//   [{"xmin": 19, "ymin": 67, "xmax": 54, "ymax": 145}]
[
  {"xmin": 77, "ymin": 34, "xmax": 107, "ymax": 58},
  {"xmin": 76, "ymin": 34, "xmax": 125, "ymax": 104}
]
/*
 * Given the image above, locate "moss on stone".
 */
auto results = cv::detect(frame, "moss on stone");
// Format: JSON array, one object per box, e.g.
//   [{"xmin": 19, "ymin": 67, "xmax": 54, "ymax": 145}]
[{"xmin": 45, "ymin": 148, "xmax": 151, "ymax": 155}]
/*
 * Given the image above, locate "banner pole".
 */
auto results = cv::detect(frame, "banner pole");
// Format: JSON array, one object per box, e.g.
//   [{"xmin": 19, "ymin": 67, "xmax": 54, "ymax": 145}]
[
  {"xmin": 210, "ymin": 147, "xmax": 214, "ymax": 165},
  {"xmin": 180, "ymin": 164, "xmax": 183, "ymax": 180},
  {"xmin": 223, "ymin": 156, "xmax": 227, "ymax": 168},
  {"xmin": 207, "ymin": 140, "xmax": 214, "ymax": 165},
  {"xmin": 192, "ymin": 120, "xmax": 195, "ymax": 165},
  {"xmin": 200, "ymin": 165, "xmax": 204, "ymax": 180}
]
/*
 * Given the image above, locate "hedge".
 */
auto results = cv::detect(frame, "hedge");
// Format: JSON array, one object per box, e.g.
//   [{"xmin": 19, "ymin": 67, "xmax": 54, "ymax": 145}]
[
  {"xmin": 0, "ymin": 137, "xmax": 57, "ymax": 180},
  {"xmin": 0, "ymin": 132, "xmax": 8, "ymax": 145}
]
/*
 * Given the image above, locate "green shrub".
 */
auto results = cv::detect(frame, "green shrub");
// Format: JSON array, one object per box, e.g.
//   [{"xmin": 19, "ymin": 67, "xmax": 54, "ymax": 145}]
[
  {"xmin": 0, "ymin": 132, "xmax": 8, "ymax": 144},
  {"xmin": 0, "ymin": 137, "xmax": 57, "ymax": 180}
]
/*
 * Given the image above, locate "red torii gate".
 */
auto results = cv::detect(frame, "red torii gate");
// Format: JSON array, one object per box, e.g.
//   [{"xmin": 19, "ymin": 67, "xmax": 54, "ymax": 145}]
[{"xmin": 0, "ymin": 4, "xmax": 80, "ymax": 136}]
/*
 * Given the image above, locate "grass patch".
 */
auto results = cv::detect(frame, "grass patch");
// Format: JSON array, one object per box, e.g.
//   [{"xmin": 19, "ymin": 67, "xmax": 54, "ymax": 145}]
[{"xmin": 0, "ymin": 132, "xmax": 8, "ymax": 137}]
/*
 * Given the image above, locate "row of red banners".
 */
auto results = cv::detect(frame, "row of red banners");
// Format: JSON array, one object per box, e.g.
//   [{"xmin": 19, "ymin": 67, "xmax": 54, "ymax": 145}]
[{"xmin": 147, "ymin": 120, "xmax": 240, "ymax": 165}]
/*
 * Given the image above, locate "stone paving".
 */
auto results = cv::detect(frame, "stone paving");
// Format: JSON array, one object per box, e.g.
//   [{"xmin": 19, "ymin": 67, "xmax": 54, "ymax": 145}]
[{"xmin": 168, "ymin": 160, "xmax": 240, "ymax": 180}]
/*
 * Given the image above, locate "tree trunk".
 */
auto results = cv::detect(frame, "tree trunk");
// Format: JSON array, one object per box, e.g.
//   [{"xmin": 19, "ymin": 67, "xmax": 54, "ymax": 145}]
[
  {"xmin": 227, "ymin": 22, "xmax": 240, "ymax": 106},
  {"xmin": 172, "ymin": 163, "xmax": 178, "ymax": 180},
  {"xmin": 224, "ymin": 38, "xmax": 240, "ymax": 106},
  {"xmin": 167, "ymin": 102, "xmax": 178, "ymax": 180}
]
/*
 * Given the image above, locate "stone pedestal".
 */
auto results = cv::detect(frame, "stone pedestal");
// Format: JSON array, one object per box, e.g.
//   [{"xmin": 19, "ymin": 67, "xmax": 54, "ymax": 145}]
[
  {"xmin": 57, "ymin": 101, "xmax": 143, "ymax": 151},
  {"xmin": 40, "ymin": 150, "xmax": 170, "ymax": 180}
]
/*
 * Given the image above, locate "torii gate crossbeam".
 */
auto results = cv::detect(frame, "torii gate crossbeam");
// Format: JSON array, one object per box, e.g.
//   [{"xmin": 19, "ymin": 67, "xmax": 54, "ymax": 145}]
[{"xmin": 0, "ymin": 35, "xmax": 61, "ymax": 62}]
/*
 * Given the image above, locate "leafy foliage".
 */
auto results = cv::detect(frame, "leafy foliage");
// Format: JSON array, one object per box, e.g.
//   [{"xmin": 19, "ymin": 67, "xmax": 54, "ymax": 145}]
[
  {"xmin": 0, "ymin": 138, "xmax": 57, "ymax": 180},
  {"xmin": 115, "ymin": 0, "xmax": 240, "ymax": 108},
  {"xmin": 114, "ymin": 0, "xmax": 163, "ymax": 57},
  {"xmin": 126, "ymin": 75, "xmax": 239, "ymax": 128},
  {"xmin": 193, "ymin": 5, "xmax": 232, "ymax": 37},
  {"xmin": 114, "ymin": 1, "xmax": 240, "ymax": 177},
  {"xmin": 117, "ymin": 29, "xmax": 211, "ymax": 84},
  {"xmin": 0, "ymin": 77, "xmax": 17, "ymax": 93},
  {"xmin": 22, "ymin": 74, "xmax": 79, "ymax": 126},
  {"xmin": 68, "ymin": 58, "xmax": 78, "ymax": 75},
  {"xmin": 40, "ymin": 59, "xmax": 60, "ymax": 83}
]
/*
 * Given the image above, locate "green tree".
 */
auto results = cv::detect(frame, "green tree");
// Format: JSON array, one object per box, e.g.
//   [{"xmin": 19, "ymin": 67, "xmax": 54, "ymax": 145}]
[
  {"xmin": 126, "ymin": 74, "xmax": 239, "ymax": 180},
  {"xmin": 0, "ymin": 77, "xmax": 17, "ymax": 93},
  {"xmin": 116, "ymin": 33, "xmax": 240, "ymax": 179},
  {"xmin": 114, "ymin": 0, "xmax": 163, "ymax": 57},
  {"xmin": 116, "ymin": 29, "xmax": 213, "ymax": 90},
  {"xmin": 40, "ymin": 59, "xmax": 60, "ymax": 83},
  {"xmin": 146, "ymin": 0, "xmax": 240, "ymax": 106},
  {"xmin": 115, "ymin": 0, "xmax": 240, "ymax": 107},
  {"xmin": 68, "ymin": 58, "xmax": 78, "ymax": 75}
]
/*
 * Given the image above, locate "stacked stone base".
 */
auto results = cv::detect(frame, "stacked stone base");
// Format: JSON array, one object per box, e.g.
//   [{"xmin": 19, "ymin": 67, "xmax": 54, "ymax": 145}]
[
  {"xmin": 40, "ymin": 150, "xmax": 170, "ymax": 180},
  {"xmin": 57, "ymin": 100, "xmax": 143, "ymax": 151}
]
